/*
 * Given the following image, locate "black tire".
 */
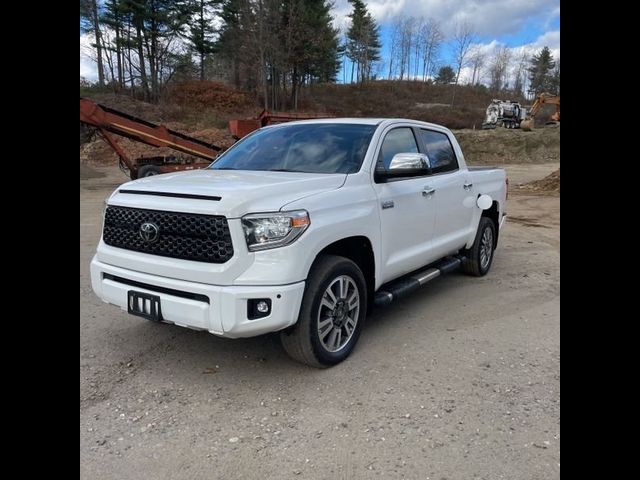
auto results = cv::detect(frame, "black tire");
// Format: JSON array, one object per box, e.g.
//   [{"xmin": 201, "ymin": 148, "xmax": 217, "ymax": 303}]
[
  {"xmin": 280, "ymin": 255, "xmax": 367, "ymax": 368},
  {"xmin": 138, "ymin": 165, "xmax": 162, "ymax": 178},
  {"xmin": 461, "ymin": 217, "xmax": 497, "ymax": 277}
]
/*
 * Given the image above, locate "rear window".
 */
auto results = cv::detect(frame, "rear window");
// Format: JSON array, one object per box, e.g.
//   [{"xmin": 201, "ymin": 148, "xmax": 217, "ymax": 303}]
[{"xmin": 211, "ymin": 123, "xmax": 376, "ymax": 174}]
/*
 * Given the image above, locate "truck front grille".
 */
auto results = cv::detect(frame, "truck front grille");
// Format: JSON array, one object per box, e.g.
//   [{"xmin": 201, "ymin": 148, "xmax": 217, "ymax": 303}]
[{"xmin": 103, "ymin": 205, "xmax": 234, "ymax": 263}]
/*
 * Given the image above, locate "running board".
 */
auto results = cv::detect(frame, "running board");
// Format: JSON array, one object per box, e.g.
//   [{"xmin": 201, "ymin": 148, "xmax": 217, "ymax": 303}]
[{"xmin": 374, "ymin": 256, "xmax": 463, "ymax": 307}]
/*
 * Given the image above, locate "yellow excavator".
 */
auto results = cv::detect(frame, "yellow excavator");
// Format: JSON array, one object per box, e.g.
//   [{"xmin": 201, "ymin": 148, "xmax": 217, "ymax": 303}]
[{"xmin": 521, "ymin": 92, "xmax": 560, "ymax": 131}]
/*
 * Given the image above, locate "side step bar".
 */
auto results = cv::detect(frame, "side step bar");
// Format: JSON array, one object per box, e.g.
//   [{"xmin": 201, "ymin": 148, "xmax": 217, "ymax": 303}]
[{"xmin": 374, "ymin": 256, "xmax": 463, "ymax": 307}]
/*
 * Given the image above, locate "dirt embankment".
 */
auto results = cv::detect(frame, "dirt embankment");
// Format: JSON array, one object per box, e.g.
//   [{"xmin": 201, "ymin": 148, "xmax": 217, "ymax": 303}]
[
  {"xmin": 80, "ymin": 91, "xmax": 560, "ymax": 181},
  {"xmin": 521, "ymin": 168, "xmax": 560, "ymax": 193},
  {"xmin": 455, "ymin": 127, "xmax": 560, "ymax": 166}
]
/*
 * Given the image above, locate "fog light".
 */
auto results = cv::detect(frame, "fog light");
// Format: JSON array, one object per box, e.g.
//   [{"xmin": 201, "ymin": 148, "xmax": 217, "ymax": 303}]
[{"xmin": 248, "ymin": 298, "xmax": 272, "ymax": 320}]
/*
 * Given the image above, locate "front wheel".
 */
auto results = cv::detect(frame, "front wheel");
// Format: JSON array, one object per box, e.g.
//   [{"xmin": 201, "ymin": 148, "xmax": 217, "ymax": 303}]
[
  {"xmin": 280, "ymin": 255, "xmax": 367, "ymax": 368},
  {"xmin": 461, "ymin": 217, "xmax": 497, "ymax": 276}
]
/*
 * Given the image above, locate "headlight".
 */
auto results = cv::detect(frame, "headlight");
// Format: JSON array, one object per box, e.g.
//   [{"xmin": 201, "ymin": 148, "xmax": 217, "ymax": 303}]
[{"xmin": 241, "ymin": 210, "xmax": 310, "ymax": 251}]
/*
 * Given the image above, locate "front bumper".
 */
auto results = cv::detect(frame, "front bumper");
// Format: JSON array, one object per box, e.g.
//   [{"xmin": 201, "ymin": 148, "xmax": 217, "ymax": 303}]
[{"xmin": 90, "ymin": 256, "xmax": 305, "ymax": 338}]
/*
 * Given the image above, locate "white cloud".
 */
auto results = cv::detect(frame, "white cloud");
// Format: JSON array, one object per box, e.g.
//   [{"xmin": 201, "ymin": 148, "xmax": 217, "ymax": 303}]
[
  {"xmin": 80, "ymin": 32, "xmax": 97, "ymax": 81},
  {"xmin": 332, "ymin": 0, "xmax": 559, "ymax": 36},
  {"xmin": 456, "ymin": 32, "xmax": 559, "ymax": 87},
  {"xmin": 534, "ymin": 30, "xmax": 560, "ymax": 51}
]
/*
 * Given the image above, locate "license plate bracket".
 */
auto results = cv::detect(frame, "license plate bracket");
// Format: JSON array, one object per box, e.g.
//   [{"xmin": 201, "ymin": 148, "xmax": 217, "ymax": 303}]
[{"xmin": 127, "ymin": 290, "xmax": 162, "ymax": 321}]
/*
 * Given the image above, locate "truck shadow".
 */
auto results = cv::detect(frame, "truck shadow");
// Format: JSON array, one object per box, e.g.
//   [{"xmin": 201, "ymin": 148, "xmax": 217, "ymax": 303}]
[{"xmin": 119, "ymin": 274, "xmax": 468, "ymax": 380}]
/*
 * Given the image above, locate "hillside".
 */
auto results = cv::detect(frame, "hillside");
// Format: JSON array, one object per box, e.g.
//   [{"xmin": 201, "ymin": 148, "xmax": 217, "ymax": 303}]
[{"xmin": 80, "ymin": 82, "xmax": 559, "ymax": 167}]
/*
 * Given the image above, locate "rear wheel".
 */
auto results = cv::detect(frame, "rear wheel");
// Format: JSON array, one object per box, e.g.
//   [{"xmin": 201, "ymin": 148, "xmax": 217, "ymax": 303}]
[
  {"xmin": 461, "ymin": 217, "xmax": 496, "ymax": 276},
  {"xmin": 280, "ymin": 255, "xmax": 367, "ymax": 368}
]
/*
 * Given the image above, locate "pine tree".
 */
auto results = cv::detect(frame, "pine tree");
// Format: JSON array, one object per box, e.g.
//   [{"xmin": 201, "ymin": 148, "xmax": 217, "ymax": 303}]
[
  {"xmin": 216, "ymin": 0, "xmax": 339, "ymax": 109},
  {"xmin": 124, "ymin": 0, "xmax": 192, "ymax": 101},
  {"xmin": 435, "ymin": 65, "xmax": 455, "ymax": 84},
  {"xmin": 346, "ymin": 0, "xmax": 381, "ymax": 83},
  {"xmin": 101, "ymin": 0, "xmax": 127, "ymax": 89},
  {"xmin": 187, "ymin": 0, "xmax": 220, "ymax": 81},
  {"xmin": 527, "ymin": 46, "xmax": 556, "ymax": 96}
]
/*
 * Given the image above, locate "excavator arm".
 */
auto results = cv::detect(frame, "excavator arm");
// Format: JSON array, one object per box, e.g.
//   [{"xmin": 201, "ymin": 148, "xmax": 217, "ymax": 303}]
[{"xmin": 80, "ymin": 98, "xmax": 222, "ymax": 178}]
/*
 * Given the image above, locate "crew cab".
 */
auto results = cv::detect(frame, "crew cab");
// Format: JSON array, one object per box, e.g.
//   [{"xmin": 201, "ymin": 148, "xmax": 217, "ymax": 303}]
[{"xmin": 91, "ymin": 119, "xmax": 507, "ymax": 367}]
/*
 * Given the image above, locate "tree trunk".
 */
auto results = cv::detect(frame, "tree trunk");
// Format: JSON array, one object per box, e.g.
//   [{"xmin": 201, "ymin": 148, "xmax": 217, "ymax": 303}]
[
  {"xmin": 115, "ymin": 14, "xmax": 123, "ymax": 88},
  {"xmin": 451, "ymin": 66, "xmax": 462, "ymax": 107},
  {"xmin": 199, "ymin": 2, "xmax": 205, "ymax": 81},
  {"xmin": 91, "ymin": 0, "xmax": 105, "ymax": 86},
  {"xmin": 135, "ymin": 22, "xmax": 150, "ymax": 101},
  {"xmin": 149, "ymin": 19, "xmax": 158, "ymax": 102},
  {"xmin": 294, "ymin": 69, "xmax": 299, "ymax": 110},
  {"xmin": 261, "ymin": 54, "xmax": 268, "ymax": 110}
]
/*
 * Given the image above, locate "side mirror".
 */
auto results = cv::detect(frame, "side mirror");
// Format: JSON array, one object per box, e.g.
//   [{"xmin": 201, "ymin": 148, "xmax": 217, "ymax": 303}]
[{"xmin": 378, "ymin": 153, "xmax": 431, "ymax": 179}]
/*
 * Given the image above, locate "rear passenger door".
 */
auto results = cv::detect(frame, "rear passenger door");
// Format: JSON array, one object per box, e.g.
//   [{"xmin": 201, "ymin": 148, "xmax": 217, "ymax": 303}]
[{"xmin": 418, "ymin": 129, "xmax": 475, "ymax": 258}]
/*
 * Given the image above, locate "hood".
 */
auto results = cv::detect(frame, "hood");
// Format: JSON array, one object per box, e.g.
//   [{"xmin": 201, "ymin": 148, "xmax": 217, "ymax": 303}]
[{"xmin": 107, "ymin": 169, "xmax": 346, "ymax": 217}]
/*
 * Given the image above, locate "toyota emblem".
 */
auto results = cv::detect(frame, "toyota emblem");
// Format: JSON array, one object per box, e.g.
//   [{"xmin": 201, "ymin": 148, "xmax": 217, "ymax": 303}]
[{"xmin": 139, "ymin": 222, "xmax": 159, "ymax": 243}]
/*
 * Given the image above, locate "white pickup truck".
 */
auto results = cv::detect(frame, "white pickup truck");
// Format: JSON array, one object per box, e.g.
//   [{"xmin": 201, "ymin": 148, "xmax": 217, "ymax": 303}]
[{"xmin": 91, "ymin": 118, "xmax": 507, "ymax": 367}]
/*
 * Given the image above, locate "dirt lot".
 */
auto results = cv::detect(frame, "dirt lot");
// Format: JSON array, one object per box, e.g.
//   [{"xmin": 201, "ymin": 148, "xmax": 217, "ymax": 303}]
[{"xmin": 80, "ymin": 162, "xmax": 559, "ymax": 479}]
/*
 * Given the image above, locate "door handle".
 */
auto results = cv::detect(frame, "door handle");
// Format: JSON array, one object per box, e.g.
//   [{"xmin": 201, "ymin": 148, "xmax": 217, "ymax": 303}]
[
  {"xmin": 463, "ymin": 182, "xmax": 473, "ymax": 190},
  {"xmin": 422, "ymin": 187, "xmax": 436, "ymax": 197}
]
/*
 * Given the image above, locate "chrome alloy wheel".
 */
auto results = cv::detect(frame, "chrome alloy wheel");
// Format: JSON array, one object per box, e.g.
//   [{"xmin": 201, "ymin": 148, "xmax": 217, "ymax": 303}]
[
  {"xmin": 480, "ymin": 227, "xmax": 494, "ymax": 270},
  {"xmin": 317, "ymin": 275, "xmax": 360, "ymax": 353}
]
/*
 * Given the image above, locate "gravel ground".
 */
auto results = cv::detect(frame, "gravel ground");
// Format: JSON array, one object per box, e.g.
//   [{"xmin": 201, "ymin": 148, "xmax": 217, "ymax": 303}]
[{"xmin": 80, "ymin": 164, "xmax": 560, "ymax": 480}]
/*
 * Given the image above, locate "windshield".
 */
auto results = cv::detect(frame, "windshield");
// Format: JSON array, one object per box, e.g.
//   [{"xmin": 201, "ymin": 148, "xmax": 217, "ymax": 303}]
[{"xmin": 211, "ymin": 123, "xmax": 376, "ymax": 174}]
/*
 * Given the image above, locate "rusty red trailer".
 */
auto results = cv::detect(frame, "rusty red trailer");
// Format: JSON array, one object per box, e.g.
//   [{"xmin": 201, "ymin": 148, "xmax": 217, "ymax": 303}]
[
  {"xmin": 228, "ymin": 109, "xmax": 334, "ymax": 139},
  {"xmin": 80, "ymin": 98, "xmax": 222, "ymax": 179},
  {"xmin": 81, "ymin": 98, "xmax": 335, "ymax": 179}
]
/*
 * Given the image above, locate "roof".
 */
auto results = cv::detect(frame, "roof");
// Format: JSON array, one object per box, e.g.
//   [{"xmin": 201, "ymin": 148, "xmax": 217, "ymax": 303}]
[{"xmin": 266, "ymin": 118, "xmax": 448, "ymax": 130}]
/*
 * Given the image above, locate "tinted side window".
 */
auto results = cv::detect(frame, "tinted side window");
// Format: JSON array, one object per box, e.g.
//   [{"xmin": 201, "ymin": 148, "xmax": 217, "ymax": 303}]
[
  {"xmin": 420, "ymin": 130, "xmax": 458, "ymax": 174},
  {"xmin": 379, "ymin": 128, "xmax": 419, "ymax": 169}
]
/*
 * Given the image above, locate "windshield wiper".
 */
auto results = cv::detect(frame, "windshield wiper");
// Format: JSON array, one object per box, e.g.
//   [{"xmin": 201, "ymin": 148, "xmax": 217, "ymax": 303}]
[
  {"xmin": 268, "ymin": 168, "xmax": 295, "ymax": 172},
  {"xmin": 214, "ymin": 167, "xmax": 237, "ymax": 170}
]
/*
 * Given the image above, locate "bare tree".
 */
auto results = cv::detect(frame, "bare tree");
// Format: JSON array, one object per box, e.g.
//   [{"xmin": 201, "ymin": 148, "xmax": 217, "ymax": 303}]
[
  {"xmin": 512, "ymin": 49, "xmax": 529, "ymax": 96},
  {"xmin": 489, "ymin": 45, "xmax": 511, "ymax": 91},
  {"xmin": 80, "ymin": 0, "xmax": 105, "ymax": 87},
  {"xmin": 450, "ymin": 21, "xmax": 476, "ymax": 106},
  {"xmin": 388, "ymin": 17, "xmax": 403, "ymax": 79},
  {"xmin": 397, "ymin": 16, "xmax": 415, "ymax": 80},
  {"xmin": 468, "ymin": 46, "xmax": 485, "ymax": 85},
  {"xmin": 420, "ymin": 18, "xmax": 443, "ymax": 81},
  {"xmin": 413, "ymin": 16, "xmax": 425, "ymax": 78}
]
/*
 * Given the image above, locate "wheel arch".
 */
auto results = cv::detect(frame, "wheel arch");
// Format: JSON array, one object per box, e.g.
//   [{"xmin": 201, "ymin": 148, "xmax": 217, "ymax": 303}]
[
  {"xmin": 482, "ymin": 201, "xmax": 500, "ymax": 248},
  {"xmin": 313, "ymin": 236, "xmax": 376, "ymax": 306},
  {"xmin": 465, "ymin": 200, "xmax": 501, "ymax": 249}
]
